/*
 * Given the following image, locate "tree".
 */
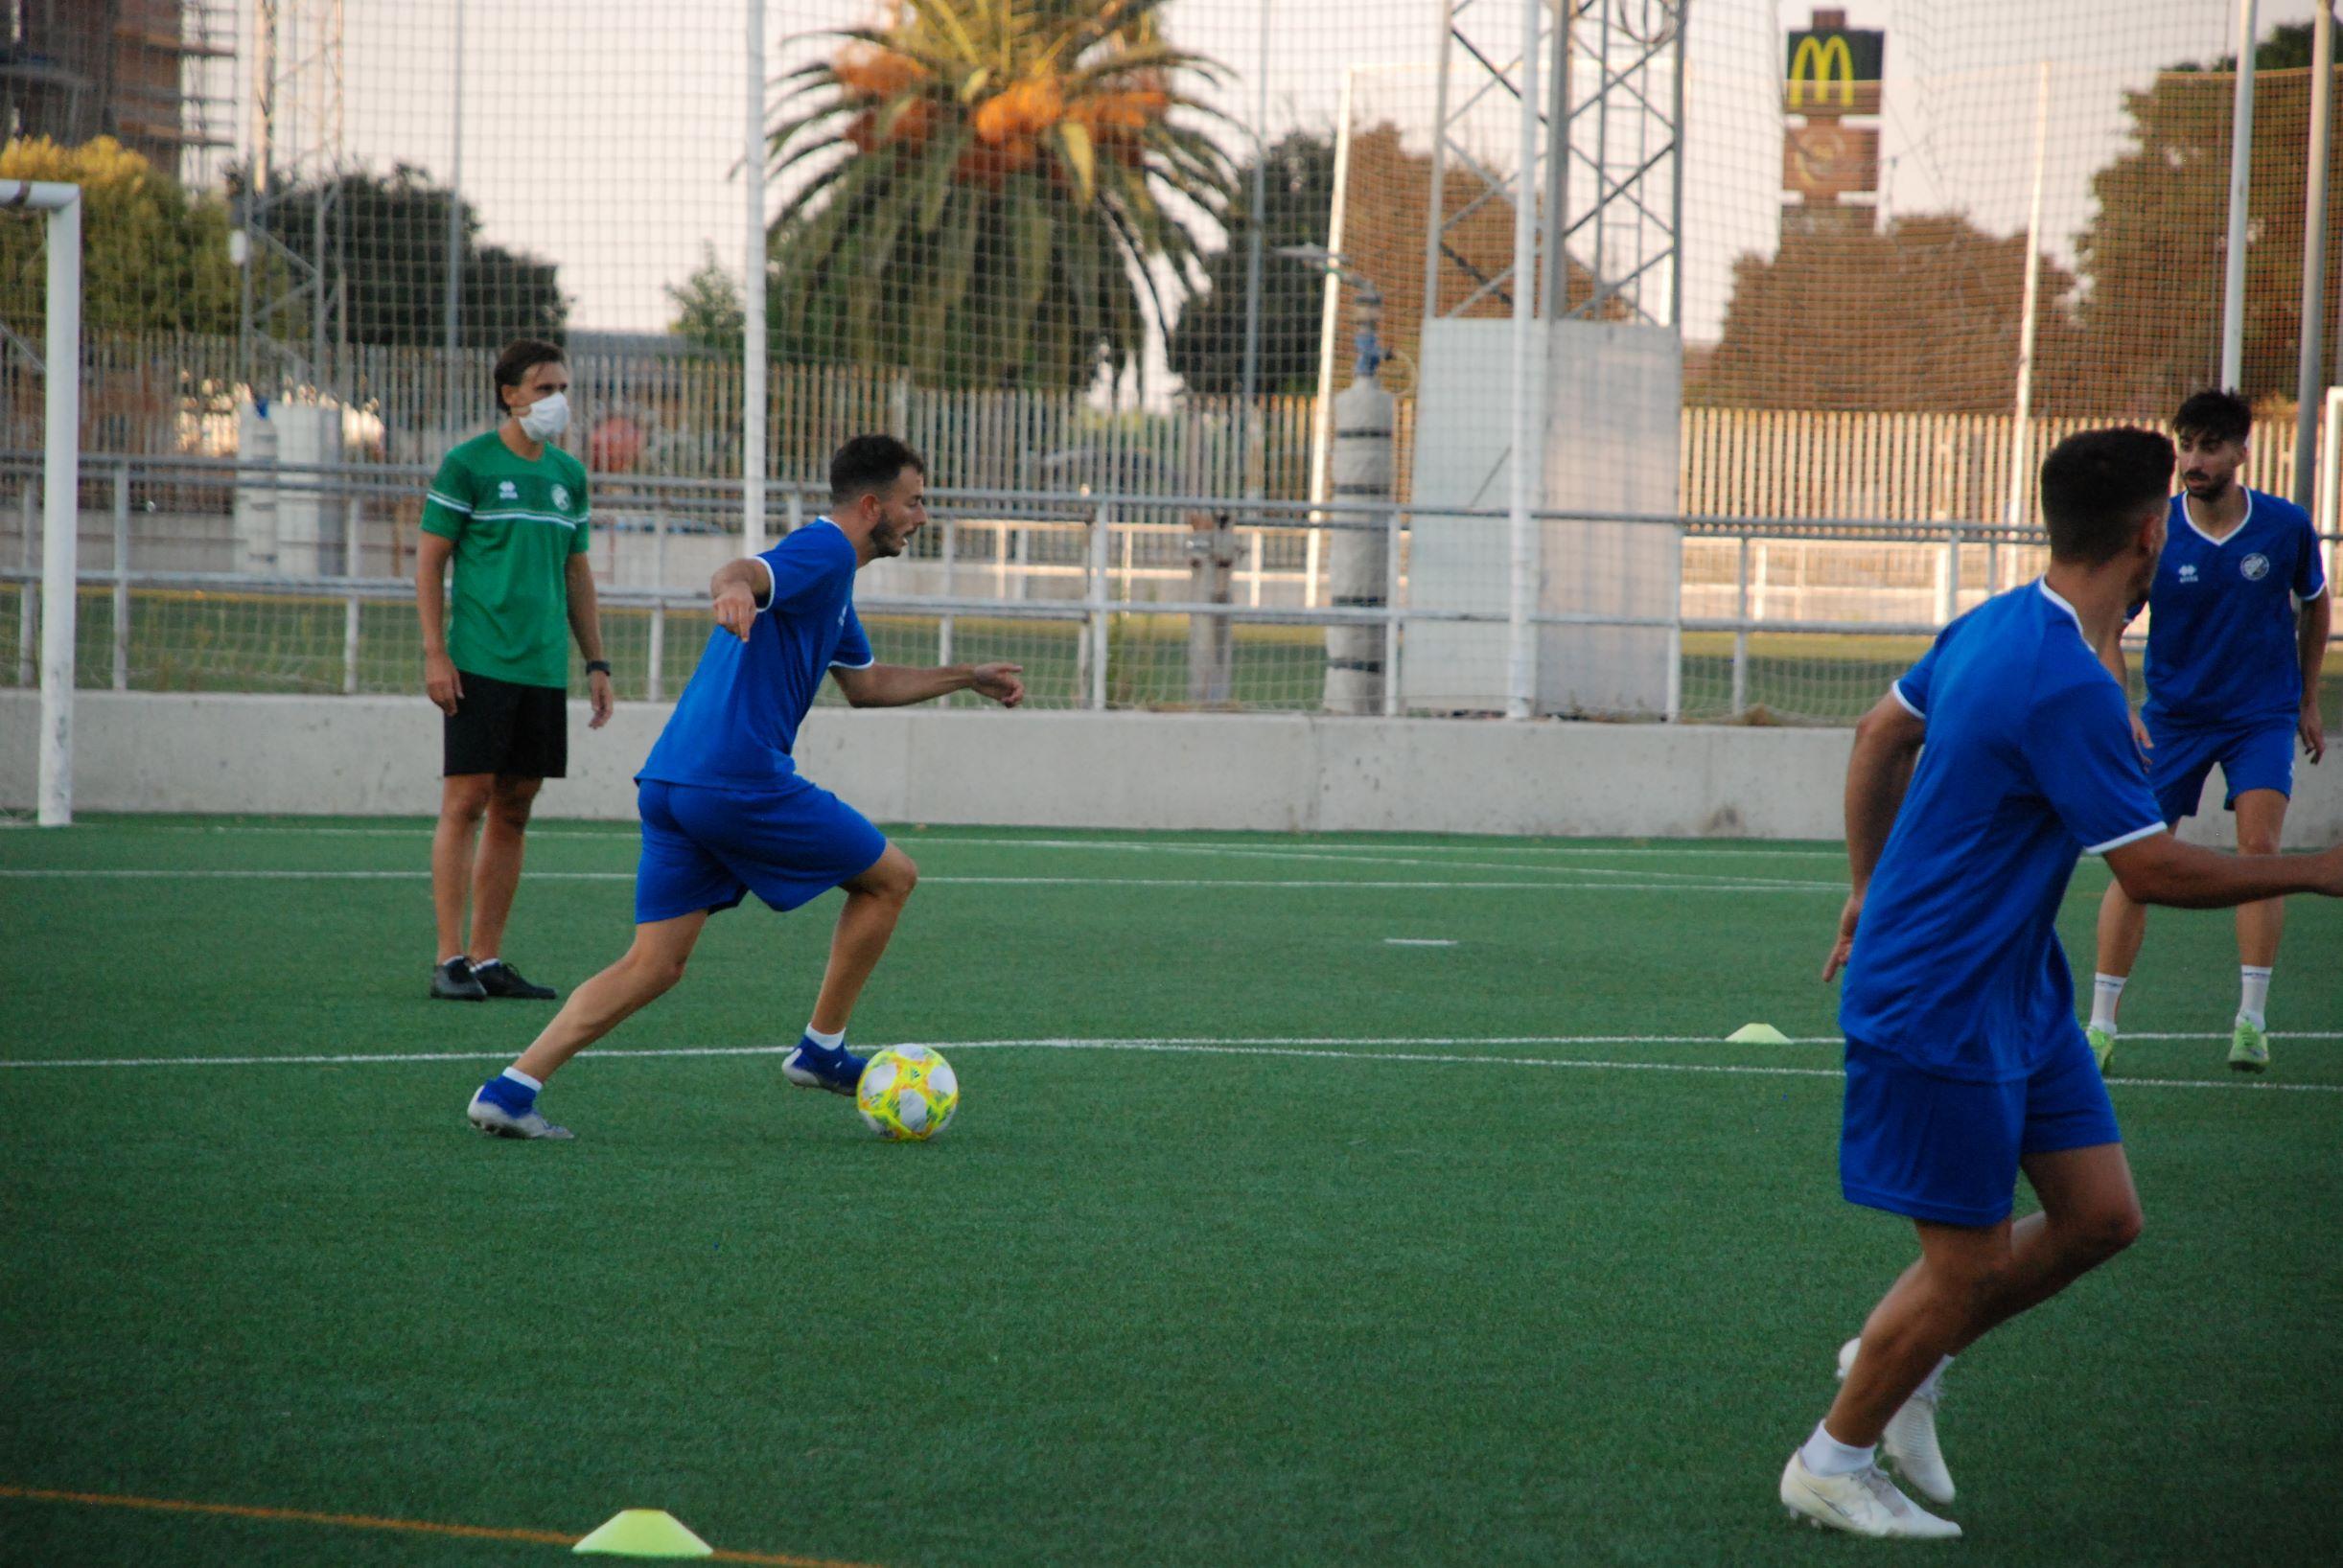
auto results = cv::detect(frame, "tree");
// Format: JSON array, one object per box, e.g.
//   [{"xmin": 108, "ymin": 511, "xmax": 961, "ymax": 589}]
[
  {"xmin": 764, "ymin": 0, "xmax": 1237, "ymax": 390},
  {"xmin": 2074, "ymin": 22, "xmax": 2338, "ymax": 407},
  {"xmin": 0, "ymin": 135, "xmax": 241, "ymax": 336},
  {"xmin": 1700, "ymin": 214, "xmax": 2088, "ymax": 413},
  {"xmin": 665, "ymin": 243, "xmax": 746, "ymax": 356},
  {"xmin": 253, "ymin": 163, "xmax": 567, "ymax": 349},
  {"xmin": 1165, "ymin": 130, "xmax": 1336, "ymax": 396}
]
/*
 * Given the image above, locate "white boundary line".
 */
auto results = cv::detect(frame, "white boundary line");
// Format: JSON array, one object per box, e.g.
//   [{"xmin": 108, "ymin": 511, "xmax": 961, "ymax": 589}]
[
  {"xmin": 101, "ymin": 822, "xmax": 1854, "ymax": 859},
  {"xmin": 4, "ymin": 1034, "xmax": 2337, "ymax": 1093},
  {"xmin": 0, "ymin": 868, "xmax": 1838, "ymax": 893}
]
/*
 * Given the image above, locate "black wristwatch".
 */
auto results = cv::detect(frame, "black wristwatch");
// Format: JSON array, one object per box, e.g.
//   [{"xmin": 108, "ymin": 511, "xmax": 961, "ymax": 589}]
[{"xmin": 585, "ymin": 659, "xmax": 613, "ymax": 677}]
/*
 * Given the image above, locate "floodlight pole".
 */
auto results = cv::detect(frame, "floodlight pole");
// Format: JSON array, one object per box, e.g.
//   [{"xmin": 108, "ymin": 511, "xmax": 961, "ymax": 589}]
[
  {"xmin": 743, "ymin": 0, "xmax": 770, "ymax": 552},
  {"xmin": 444, "ymin": 0, "xmax": 463, "ymax": 357},
  {"xmin": 2220, "ymin": 0, "xmax": 2259, "ymax": 390},
  {"xmin": 2006, "ymin": 62, "xmax": 2053, "ymax": 547},
  {"xmin": 4, "ymin": 180, "xmax": 82, "ymax": 825},
  {"xmin": 2293, "ymin": 2, "xmax": 2334, "ymax": 509}
]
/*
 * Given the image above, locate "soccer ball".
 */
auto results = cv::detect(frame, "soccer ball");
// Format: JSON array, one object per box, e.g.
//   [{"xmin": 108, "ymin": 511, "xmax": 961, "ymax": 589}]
[{"xmin": 855, "ymin": 1046, "xmax": 959, "ymax": 1141}]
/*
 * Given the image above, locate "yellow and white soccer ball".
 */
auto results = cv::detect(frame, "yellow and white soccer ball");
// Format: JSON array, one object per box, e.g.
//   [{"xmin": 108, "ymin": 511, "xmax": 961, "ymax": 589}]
[{"xmin": 855, "ymin": 1045, "xmax": 959, "ymax": 1141}]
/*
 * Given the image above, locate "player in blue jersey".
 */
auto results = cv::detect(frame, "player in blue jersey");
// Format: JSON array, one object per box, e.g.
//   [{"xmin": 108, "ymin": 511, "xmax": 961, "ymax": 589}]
[
  {"xmin": 2086, "ymin": 391, "xmax": 2331, "ymax": 1074},
  {"xmin": 464, "ymin": 436, "xmax": 1025, "ymax": 1139},
  {"xmin": 1778, "ymin": 428, "xmax": 2343, "ymax": 1539}
]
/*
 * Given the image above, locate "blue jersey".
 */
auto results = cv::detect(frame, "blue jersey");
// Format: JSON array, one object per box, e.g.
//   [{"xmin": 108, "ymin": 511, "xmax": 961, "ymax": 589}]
[
  {"xmin": 637, "ymin": 520, "xmax": 874, "ymax": 791},
  {"xmin": 2140, "ymin": 488, "xmax": 2326, "ymax": 728},
  {"xmin": 1840, "ymin": 582, "xmax": 2166, "ymax": 1083}
]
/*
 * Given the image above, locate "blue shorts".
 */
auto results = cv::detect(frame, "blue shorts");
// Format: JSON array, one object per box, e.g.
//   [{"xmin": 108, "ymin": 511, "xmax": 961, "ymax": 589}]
[
  {"xmin": 2144, "ymin": 716, "xmax": 2295, "ymax": 823},
  {"xmin": 633, "ymin": 776, "xmax": 888, "ymax": 924},
  {"xmin": 1840, "ymin": 1031, "xmax": 2121, "ymax": 1229}
]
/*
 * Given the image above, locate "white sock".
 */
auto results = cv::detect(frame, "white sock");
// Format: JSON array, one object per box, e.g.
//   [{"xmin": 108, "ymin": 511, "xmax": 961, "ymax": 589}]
[
  {"xmin": 1800, "ymin": 1420, "xmax": 1876, "ymax": 1478},
  {"xmin": 474, "ymin": 957, "xmax": 504, "ymax": 972},
  {"xmin": 2239, "ymin": 966, "xmax": 2271, "ymax": 1028},
  {"xmin": 500, "ymin": 1066, "xmax": 543, "ymax": 1092},
  {"xmin": 804, "ymin": 1024, "xmax": 846, "ymax": 1050},
  {"xmin": 2089, "ymin": 974, "xmax": 2126, "ymax": 1033},
  {"xmin": 1915, "ymin": 1354, "xmax": 1953, "ymax": 1401}
]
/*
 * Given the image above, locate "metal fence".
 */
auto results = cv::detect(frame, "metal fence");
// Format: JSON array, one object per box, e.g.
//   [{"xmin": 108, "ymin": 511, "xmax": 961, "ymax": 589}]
[{"xmin": 5, "ymin": 452, "xmax": 2340, "ymax": 727}]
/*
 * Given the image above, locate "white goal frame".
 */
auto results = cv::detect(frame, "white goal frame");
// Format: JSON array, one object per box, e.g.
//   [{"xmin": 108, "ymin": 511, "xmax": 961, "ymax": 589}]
[{"xmin": 4, "ymin": 180, "xmax": 81, "ymax": 825}]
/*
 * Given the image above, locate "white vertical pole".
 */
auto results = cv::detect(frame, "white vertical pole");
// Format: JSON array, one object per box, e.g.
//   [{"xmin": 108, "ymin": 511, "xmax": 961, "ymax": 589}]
[
  {"xmin": 37, "ymin": 191, "xmax": 81, "ymax": 826},
  {"xmin": 1505, "ymin": 0, "xmax": 1543, "ymax": 721},
  {"xmin": 110, "ymin": 461, "xmax": 128, "ymax": 690},
  {"xmin": 340, "ymin": 496, "xmax": 360, "ymax": 694},
  {"xmin": 648, "ymin": 507, "xmax": 667, "ymax": 702},
  {"xmin": 1305, "ymin": 68, "xmax": 1356, "ymax": 519},
  {"xmin": 2006, "ymin": 63, "xmax": 2053, "ymax": 540},
  {"xmin": 2293, "ymin": 1, "xmax": 2333, "ymax": 509},
  {"xmin": 444, "ymin": 0, "xmax": 463, "ymax": 357},
  {"xmin": 2221, "ymin": 0, "xmax": 2260, "ymax": 390},
  {"xmin": 1088, "ymin": 503, "xmax": 1111, "ymax": 710},
  {"xmin": 742, "ymin": 0, "xmax": 769, "ymax": 553}
]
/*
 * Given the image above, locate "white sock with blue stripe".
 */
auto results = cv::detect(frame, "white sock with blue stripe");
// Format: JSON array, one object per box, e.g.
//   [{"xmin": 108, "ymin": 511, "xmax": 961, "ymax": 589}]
[
  {"xmin": 803, "ymin": 1025, "xmax": 846, "ymax": 1051},
  {"xmin": 2239, "ymin": 967, "xmax": 2271, "ymax": 1029}
]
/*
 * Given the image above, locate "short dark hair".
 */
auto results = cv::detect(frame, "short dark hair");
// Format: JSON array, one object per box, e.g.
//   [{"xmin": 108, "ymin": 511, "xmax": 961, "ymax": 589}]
[
  {"xmin": 2038, "ymin": 427, "xmax": 2175, "ymax": 565},
  {"xmin": 830, "ymin": 434, "xmax": 926, "ymax": 507},
  {"xmin": 492, "ymin": 339, "xmax": 565, "ymax": 415},
  {"xmin": 2172, "ymin": 388, "xmax": 2252, "ymax": 447}
]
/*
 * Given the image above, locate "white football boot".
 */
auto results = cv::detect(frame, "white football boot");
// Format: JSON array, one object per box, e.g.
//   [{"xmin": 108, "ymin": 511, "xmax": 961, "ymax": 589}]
[
  {"xmin": 1779, "ymin": 1453, "xmax": 1961, "ymax": 1540},
  {"xmin": 1839, "ymin": 1336, "xmax": 1954, "ymax": 1504}
]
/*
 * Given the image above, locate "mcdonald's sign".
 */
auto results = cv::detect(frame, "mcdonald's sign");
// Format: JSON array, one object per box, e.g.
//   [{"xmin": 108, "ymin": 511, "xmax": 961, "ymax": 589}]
[{"xmin": 1785, "ymin": 28, "xmax": 1883, "ymax": 117}]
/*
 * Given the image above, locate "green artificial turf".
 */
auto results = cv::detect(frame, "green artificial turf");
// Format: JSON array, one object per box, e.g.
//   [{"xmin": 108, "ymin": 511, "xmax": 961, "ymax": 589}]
[{"xmin": 1, "ymin": 818, "xmax": 2337, "ymax": 1566}]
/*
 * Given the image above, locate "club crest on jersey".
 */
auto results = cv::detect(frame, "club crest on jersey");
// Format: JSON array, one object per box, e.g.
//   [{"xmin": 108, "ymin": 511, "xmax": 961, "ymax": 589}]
[
  {"xmin": 2240, "ymin": 553, "xmax": 2270, "ymax": 582},
  {"xmin": 552, "ymin": 483, "xmax": 572, "ymax": 511}
]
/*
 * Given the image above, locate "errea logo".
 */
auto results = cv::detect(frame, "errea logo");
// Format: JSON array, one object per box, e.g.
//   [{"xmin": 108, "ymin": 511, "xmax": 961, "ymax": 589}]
[
  {"xmin": 2240, "ymin": 553, "xmax": 2270, "ymax": 582},
  {"xmin": 2178, "ymin": 564, "xmax": 2198, "ymax": 583},
  {"xmin": 552, "ymin": 483, "xmax": 572, "ymax": 512},
  {"xmin": 498, "ymin": 480, "xmax": 520, "ymax": 501}
]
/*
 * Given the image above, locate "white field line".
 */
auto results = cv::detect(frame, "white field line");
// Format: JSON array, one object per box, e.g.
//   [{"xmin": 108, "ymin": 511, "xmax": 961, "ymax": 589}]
[
  {"xmin": 0, "ymin": 868, "xmax": 1836, "ymax": 893},
  {"xmin": 3, "ymin": 1034, "xmax": 2337, "ymax": 1094},
  {"xmin": 107, "ymin": 822, "xmax": 1854, "ymax": 861}
]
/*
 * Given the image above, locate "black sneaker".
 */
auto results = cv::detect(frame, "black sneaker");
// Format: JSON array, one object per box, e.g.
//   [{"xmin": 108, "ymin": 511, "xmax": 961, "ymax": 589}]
[
  {"xmin": 473, "ymin": 958, "xmax": 557, "ymax": 1001},
  {"xmin": 432, "ymin": 957, "xmax": 487, "ymax": 1002}
]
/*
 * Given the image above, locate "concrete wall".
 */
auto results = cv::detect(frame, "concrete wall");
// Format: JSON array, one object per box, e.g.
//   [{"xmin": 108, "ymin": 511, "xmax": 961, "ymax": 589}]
[{"xmin": 6, "ymin": 691, "xmax": 2340, "ymax": 847}]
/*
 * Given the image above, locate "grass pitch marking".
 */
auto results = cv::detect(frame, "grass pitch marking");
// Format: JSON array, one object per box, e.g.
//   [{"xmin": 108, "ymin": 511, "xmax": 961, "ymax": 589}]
[
  {"xmin": 0, "ymin": 1484, "xmax": 873, "ymax": 1567},
  {"xmin": 1384, "ymin": 937, "xmax": 1460, "ymax": 947},
  {"xmin": 0, "ymin": 867, "xmax": 1838, "ymax": 894},
  {"xmin": 3, "ymin": 1034, "xmax": 2334, "ymax": 1094}
]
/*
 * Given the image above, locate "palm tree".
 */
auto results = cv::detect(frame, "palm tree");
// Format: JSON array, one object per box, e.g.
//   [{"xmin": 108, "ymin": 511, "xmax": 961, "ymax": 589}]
[{"xmin": 766, "ymin": 0, "xmax": 1236, "ymax": 390}]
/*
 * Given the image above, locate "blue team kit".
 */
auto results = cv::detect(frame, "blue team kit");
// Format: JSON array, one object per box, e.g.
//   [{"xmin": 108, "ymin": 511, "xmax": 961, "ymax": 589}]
[
  {"xmin": 1839, "ymin": 582, "xmax": 2165, "ymax": 1226},
  {"xmin": 632, "ymin": 520, "xmax": 888, "ymax": 924},
  {"xmin": 2136, "ymin": 489, "xmax": 2326, "ymax": 821}
]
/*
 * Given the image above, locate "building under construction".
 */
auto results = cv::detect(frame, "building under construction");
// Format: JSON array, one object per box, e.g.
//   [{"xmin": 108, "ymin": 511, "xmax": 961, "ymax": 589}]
[{"xmin": 1, "ymin": 0, "xmax": 233, "ymax": 181}]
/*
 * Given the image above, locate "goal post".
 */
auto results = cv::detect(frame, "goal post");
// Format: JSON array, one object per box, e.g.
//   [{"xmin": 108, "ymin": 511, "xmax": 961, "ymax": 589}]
[{"xmin": 3, "ymin": 180, "xmax": 82, "ymax": 826}]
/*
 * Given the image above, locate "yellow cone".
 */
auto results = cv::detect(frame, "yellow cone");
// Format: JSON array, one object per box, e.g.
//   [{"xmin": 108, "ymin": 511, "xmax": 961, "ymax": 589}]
[
  {"xmin": 1726, "ymin": 1023, "xmax": 1793, "ymax": 1044},
  {"xmin": 573, "ymin": 1510, "xmax": 714, "ymax": 1558}
]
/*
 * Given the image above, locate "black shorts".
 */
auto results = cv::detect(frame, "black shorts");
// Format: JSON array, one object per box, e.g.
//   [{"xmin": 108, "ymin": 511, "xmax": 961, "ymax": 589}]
[{"xmin": 444, "ymin": 670, "xmax": 568, "ymax": 779}]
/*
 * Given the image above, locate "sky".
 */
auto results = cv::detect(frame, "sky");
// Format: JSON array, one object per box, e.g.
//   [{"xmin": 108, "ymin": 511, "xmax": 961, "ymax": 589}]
[{"xmin": 204, "ymin": 0, "xmax": 2308, "ymax": 368}]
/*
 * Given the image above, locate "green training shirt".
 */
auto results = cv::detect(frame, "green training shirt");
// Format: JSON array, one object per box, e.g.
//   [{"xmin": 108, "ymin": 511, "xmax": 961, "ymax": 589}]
[{"xmin": 420, "ymin": 430, "xmax": 592, "ymax": 689}]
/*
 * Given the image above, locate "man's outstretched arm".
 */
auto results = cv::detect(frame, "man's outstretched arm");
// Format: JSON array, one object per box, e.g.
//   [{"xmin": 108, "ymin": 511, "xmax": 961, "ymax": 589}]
[
  {"xmin": 2101, "ymin": 829, "xmax": 2343, "ymax": 910},
  {"xmin": 831, "ymin": 662, "xmax": 1026, "ymax": 709}
]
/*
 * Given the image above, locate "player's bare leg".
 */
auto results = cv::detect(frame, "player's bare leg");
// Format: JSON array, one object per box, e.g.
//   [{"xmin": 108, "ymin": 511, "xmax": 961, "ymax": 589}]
[
  {"xmin": 808, "ymin": 844, "xmax": 920, "ymax": 1035},
  {"xmin": 432, "ymin": 773, "xmax": 493, "ymax": 961},
  {"xmin": 468, "ymin": 773, "xmax": 543, "ymax": 963},
  {"xmin": 2088, "ymin": 879, "xmax": 2149, "ymax": 1069},
  {"xmin": 470, "ymin": 911, "xmax": 709, "ymax": 1139},
  {"xmin": 2227, "ymin": 788, "xmax": 2287, "ymax": 1070},
  {"xmin": 510, "ymin": 911, "xmax": 711, "ymax": 1082},
  {"xmin": 1833, "ymin": 1144, "xmax": 2140, "ymax": 1438}
]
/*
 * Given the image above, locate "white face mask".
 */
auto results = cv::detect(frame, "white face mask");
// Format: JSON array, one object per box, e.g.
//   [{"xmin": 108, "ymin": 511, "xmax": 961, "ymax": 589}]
[{"xmin": 516, "ymin": 389, "xmax": 569, "ymax": 442}]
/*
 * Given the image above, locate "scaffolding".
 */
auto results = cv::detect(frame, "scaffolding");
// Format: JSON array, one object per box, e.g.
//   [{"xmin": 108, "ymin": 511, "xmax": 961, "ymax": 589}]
[{"xmin": 0, "ymin": 1, "xmax": 235, "ymax": 184}]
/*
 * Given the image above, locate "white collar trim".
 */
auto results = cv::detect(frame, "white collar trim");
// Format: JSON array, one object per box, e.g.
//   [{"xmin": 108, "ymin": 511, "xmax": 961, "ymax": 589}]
[
  {"xmin": 2178, "ymin": 486, "xmax": 2253, "ymax": 546},
  {"xmin": 2034, "ymin": 577, "xmax": 2083, "ymax": 631}
]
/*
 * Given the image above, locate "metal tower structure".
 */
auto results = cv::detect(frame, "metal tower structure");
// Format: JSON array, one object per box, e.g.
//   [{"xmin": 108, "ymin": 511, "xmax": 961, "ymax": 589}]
[
  {"xmin": 1421, "ymin": 0, "xmax": 1685, "ymax": 330},
  {"xmin": 235, "ymin": 0, "xmax": 345, "ymax": 396}
]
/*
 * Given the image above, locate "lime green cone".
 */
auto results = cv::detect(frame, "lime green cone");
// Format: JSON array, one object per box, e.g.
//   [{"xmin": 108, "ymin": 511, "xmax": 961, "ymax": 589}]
[
  {"xmin": 573, "ymin": 1510, "xmax": 714, "ymax": 1558},
  {"xmin": 1726, "ymin": 1023, "xmax": 1793, "ymax": 1044}
]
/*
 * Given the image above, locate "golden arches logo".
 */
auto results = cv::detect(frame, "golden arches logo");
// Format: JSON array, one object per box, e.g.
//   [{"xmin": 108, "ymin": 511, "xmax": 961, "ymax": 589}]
[{"xmin": 1787, "ymin": 35, "xmax": 1856, "ymax": 109}]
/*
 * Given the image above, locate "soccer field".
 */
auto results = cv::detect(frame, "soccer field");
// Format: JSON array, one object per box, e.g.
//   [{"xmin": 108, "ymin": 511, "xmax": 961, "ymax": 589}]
[{"xmin": 2, "ymin": 819, "xmax": 2337, "ymax": 1566}]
